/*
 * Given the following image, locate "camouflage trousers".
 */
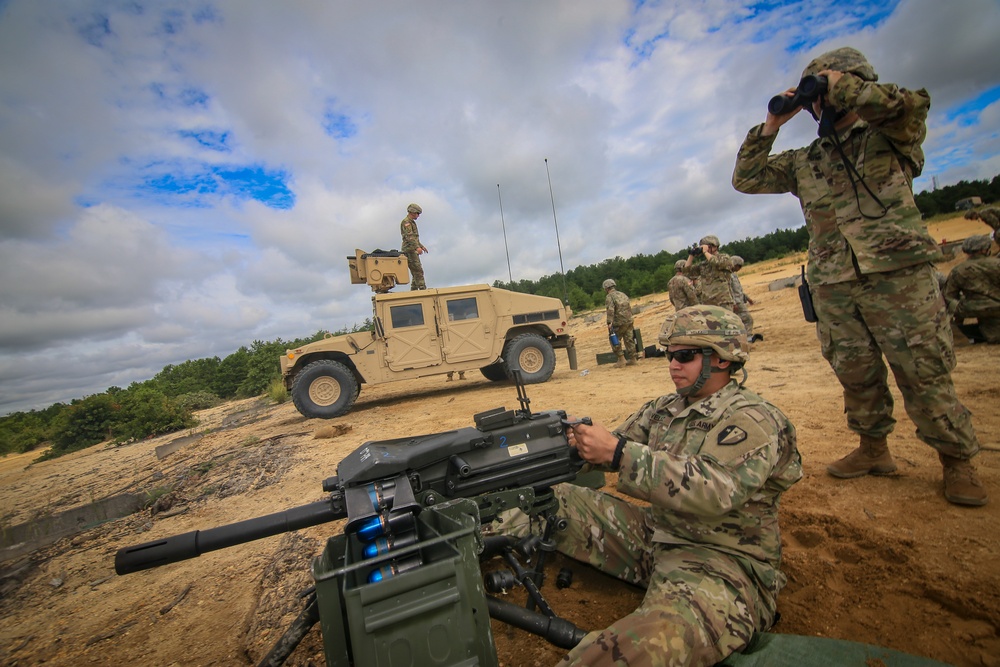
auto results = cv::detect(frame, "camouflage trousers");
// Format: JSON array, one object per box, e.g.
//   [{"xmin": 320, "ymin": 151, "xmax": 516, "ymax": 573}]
[
  {"xmin": 612, "ymin": 324, "xmax": 637, "ymax": 361},
  {"xmin": 505, "ymin": 485, "xmax": 769, "ymax": 667},
  {"xmin": 403, "ymin": 249, "xmax": 426, "ymax": 290},
  {"xmin": 955, "ymin": 306, "xmax": 1000, "ymax": 344},
  {"xmin": 733, "ymin": 302, "xmax": 754, "ymax": 335},
  {"xmin": 813, "ymin": 263, "xmax": 980, "ymax": 458}
]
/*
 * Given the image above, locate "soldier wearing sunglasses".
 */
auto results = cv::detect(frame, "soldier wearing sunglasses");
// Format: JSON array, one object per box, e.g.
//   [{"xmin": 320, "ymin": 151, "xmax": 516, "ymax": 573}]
[{"xmin": 551, "ymin": 306, "xmax": 802, "ymax": 666}]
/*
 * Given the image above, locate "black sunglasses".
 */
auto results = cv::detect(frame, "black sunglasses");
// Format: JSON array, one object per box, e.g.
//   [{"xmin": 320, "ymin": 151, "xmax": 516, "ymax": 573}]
[{"xmin": 666, "ymin": 349, "xmax": 705, "ymax": 363}]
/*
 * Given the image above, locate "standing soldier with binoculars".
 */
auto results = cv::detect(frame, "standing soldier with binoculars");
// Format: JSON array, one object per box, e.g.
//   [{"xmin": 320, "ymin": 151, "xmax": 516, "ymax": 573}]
[
  {"xmin": 732, "ymin": 47, "xmax": 987, "ymax": 506},
  {"xmin": 684, "ymin": 234, "xmax": 738, "ymax": 312}
]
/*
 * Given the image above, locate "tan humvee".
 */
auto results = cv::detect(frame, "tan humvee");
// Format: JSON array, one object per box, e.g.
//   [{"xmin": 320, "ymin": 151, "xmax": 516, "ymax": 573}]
[{"xmin": 280, "ymin": 249, "xmax": 578, "ymax": 419}]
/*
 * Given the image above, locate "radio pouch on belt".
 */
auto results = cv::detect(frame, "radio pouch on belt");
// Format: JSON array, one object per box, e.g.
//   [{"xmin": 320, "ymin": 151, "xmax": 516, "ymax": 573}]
[{"xmin": 798, "ymin": 265, "xmax": 818, "ymax": 323}]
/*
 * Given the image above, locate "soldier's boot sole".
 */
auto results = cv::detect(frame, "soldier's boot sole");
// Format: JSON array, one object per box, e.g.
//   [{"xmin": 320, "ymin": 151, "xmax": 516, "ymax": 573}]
[
  {"xmin": 826, "ymin": 437, "xmax": 897, "ymax": 479},
  {"xmin": 940, "ymin": 454, "xmax": 989, "ymax": 507}
]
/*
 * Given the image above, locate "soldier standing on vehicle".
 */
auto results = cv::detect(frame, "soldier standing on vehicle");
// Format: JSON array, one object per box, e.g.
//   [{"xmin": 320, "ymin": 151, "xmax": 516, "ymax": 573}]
[
  {"xmin": 944, "ymin": 235, "xmax": 1000, "ymax": 344},
  {"xmin": 732, "ymin": 46, "xmax": 987, "ymax": 506},
  {"xmin": 400, "ymin": 203, "xmax": 428, "ymax": 290},
  {"xmin": 730, "ymin": 256, "xmax": 762, "ymax": 342},
  {"xmin": 684, "ymin": 235, "xmax": 738, "ymax": 311},
  {"xmin": 554, "ymin": 306, "xmax": 802, "ymax": 666},
  {"xmin": 668, "ymin": 259, "xmax": 698, "ymax": 312},
  {"xmin": 604, "ymin": 279, "xmax": 637, "ymax": 368}
]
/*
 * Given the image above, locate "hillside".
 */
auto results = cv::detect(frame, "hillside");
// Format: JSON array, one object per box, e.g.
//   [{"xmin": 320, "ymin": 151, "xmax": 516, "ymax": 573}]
[{"xmin": 0, "ymin": 214, "xmax": 997, "ymax": 666}]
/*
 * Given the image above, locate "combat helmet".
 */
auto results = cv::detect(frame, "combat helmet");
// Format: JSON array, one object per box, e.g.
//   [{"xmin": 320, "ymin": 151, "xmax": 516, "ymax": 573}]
[
  {"xmin": 962, "ymin": 234, "xmax": 992, "ymax": 255},
  {"xmin": 699, "ymin": 234, "xmax": 720, "ymax": 247},
  {"xmin": 674, "ymin": 259, "xmax": 686, "ymax": 272},
  {"xmin": 602, "ymin": 278, "xmax": 616, "ymax": 290},
  {"xmin": 732, "ymin": 255, "xmax": 745, "ymax": 268},
  {"xmin": 407, "ymin": 203, "xmax": 422, "ymax": 214},
  {"xmin": 802, "ymin": 47, "xmax": 878, "ymax": 82},
  {"xmin": 658, "ymin": 305, "xmax": 749, "ymax": 395}
]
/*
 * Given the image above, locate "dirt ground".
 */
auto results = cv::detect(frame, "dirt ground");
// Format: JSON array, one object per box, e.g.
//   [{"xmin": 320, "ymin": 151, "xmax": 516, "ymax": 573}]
[{"xmin": 1, "ymin": 216, "xmax": 998, "ymax": 667}]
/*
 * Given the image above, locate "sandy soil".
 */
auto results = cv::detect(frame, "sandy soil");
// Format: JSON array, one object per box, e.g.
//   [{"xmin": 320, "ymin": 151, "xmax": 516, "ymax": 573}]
[{"xmin": 1, "ymin": 216, "xmax": 998, "ymax": 667}]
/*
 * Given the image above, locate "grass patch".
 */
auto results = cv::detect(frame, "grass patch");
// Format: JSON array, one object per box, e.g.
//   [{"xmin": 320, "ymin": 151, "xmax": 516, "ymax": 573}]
[{"xmin": 267, "ymin": 379, "xmax": 289, "ymax": 404}]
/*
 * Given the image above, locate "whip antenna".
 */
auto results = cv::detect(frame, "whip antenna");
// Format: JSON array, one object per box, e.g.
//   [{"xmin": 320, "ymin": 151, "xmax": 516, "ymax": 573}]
[
  {"xmin": 497, "ymin": 184, "xmax": 513, "ymax": 286},
  {"xmin": 544, "ymin": 158, "xmax": 569, "ymax": 307}
]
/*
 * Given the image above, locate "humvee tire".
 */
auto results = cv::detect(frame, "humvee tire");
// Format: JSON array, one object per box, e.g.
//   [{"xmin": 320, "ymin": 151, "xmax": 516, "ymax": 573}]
[
  {"xmin": 503, "ymin": 333, "xmax": 556, "ymax": 384},
  {"xmin": 480, "ymin": 361, "xmax": 508, "ymax": 382},
  {"xmin": 291, "ymin": 359, "xmax": 359, "ymax": 419}
]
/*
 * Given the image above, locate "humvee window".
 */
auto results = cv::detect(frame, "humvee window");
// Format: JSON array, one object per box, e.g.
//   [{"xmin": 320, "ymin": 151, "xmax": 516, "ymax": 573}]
[
  {"xmin": 390, "ymin": 304, "xmax": 424, "ymax": 328},
  {"xmin": 447, "ymin": 297, "xmax": 479, "ymax": 321}
]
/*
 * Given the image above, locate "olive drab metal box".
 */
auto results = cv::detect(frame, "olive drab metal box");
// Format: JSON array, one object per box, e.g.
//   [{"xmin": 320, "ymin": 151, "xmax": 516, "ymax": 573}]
[{"xmin": 311, "ymin": 503, "xmax": 498, "ymax": 667}]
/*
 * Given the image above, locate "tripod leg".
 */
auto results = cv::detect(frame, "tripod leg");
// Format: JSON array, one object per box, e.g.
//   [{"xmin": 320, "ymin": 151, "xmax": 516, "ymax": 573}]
[{"xmin": 257, "ymin": 592, "xmax": 321, "ymax": 667}]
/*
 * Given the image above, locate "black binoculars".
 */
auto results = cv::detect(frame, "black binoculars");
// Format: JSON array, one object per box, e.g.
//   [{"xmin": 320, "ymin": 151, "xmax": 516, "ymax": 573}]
[
  {"xmin": 768, "ymin": 74, "xmax": 828, "ymax": 116},
  {"xmin": 688, "ymin": 244, "xmax": 704, "ymax": 256}
]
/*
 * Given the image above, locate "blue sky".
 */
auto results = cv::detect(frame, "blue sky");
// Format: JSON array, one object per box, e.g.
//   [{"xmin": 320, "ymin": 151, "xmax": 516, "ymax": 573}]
[{"xmin": 1, "ymin": 0, "xmax": 999, "ymax": 415}]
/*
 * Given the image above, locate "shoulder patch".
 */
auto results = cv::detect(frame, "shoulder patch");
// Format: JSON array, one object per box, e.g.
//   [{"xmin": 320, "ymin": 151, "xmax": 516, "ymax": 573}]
[
  {"xmin": 717, "ymin": 425, "xmax": 747, "ymax": 446},
  {"xmin": 700, "ymin": 411, "xmax": 773, "ymax": 465}
]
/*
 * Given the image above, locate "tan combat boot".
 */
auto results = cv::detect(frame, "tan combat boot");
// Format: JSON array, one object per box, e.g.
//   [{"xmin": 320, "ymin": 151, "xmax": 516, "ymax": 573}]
[
  {"xmin": 826, "ymin": 435, "xmax": 897, "ymax": 479},
  {"xmin": 940, "ymin": 454, "xmax": 988, "ymax": 506},
  {"xmin": 626, "ymin": 358, "xmax": 638, "ymax": 366},
  {"xmin": 614, "ymin": 355, "xmax": 626, "ymax": 369}
]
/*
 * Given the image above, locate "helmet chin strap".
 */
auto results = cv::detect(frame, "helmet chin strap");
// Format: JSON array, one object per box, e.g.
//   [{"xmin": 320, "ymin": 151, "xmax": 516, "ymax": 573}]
[
  {"xmin": 676, "ymin": 349, "xmax": 746, "ymax": 396},
  {"xmin": 677, "ymin": 348, "xmax": 717, "ymax": 397}
]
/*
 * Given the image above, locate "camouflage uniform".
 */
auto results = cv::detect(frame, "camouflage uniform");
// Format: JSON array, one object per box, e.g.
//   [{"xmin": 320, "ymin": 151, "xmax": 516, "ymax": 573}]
[
  {"xmin": 553, "ymin": 380, "xmax": 802, "ymax": 667},
  {"xmin": 944, "ymin": 238, "xmax": 1000, "ymax": 343},
  {"xmin": 732, "ymin": 49, "xmax": 981, "ymax": 462},
  {"xmin": 668, "ymin": 261, "xmax": 698, "ymax": 312},
  {"xmin": 606, "ymin": 285, "xmax": 637, "ymax": 363},
  {"xmin": 400, "ymin": 204, "xmax": 426, "ymax": 290},
  {"xmin": 729, "ymin": 272, "xmax": 754, "ymax": 334},
  {"xmin": 968, "ymin": 207, "xmax": 1000, "ymax": 233},
  {"xmin": 685, "ymin": 252, "xmax": 737, "ymax": 311}
]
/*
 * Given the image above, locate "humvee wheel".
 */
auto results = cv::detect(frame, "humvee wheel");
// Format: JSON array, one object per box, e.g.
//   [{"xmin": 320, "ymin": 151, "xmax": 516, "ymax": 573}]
[
  {"xmin": 291, "ymin": 360, "xmax": 359, "ymax": 419},
  {"xmin": 503, "ymin": 333, "xmax": 556, "ymax": 384},
  {"xmin": 480, "ymin": 361, "xmax": 508, "ymax": 382}
]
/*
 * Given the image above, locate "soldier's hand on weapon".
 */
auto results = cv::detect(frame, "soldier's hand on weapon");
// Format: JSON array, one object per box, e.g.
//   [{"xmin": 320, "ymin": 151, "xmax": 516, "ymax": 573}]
[{"xmin": 564, "ymin": 416, "xmax": 618, "ymax": 466}]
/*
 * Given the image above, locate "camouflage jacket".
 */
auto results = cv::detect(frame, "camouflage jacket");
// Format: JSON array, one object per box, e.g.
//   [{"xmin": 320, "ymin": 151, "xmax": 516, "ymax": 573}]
[
  {"xmin": 612, "ymin": 380, "xmax": 802, "ymax": 598},
  {"xmin": 733, "ymin": 75, "xmax": 942, "ymax": 286},
  {"xmin": 685, "ymin": 252, "xmax": 737, "ymax": 307},
  {"xmin": 400, "ymin": 217, "xmax": 423, "ymax": 252},
  {"xmin": 668, "ymin": 274, "xmax": 698, "ymax": 311},
  {"xmin": 605, "ymin": 289, "xmax": 634, "ymax": 327},
  {"xmin": 975, "ymin": 207, "xmax": 1000, "ymax": 232},
  {"xmin": 943, "ymin": 255, "xmax": 1000, "ymax": 317},
  {"xmin": 729, "ymin": 273, "xmax": 748, "ymax": 305}
]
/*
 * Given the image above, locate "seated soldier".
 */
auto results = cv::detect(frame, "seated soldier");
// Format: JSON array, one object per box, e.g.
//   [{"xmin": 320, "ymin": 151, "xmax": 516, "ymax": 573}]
[
  {"xmin": 944, "ymin": 234, "xmax": 1000, "ymax": 344},
  {"xmin": 527, "ymin": 306, "xmax": 803, "ymax": 666}
]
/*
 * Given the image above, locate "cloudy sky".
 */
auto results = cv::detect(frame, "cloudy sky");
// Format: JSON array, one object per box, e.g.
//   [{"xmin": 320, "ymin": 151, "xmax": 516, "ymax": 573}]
[{"xmin": 1, "ymin": 0, "xmax": 999, "ymax": 415}]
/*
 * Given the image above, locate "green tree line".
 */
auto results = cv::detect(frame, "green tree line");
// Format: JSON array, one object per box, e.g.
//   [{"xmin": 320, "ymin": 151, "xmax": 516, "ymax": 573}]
[
  {"xmin": 913, "ymin": 175, "xmax": 999, "ymax": 218},
  {"xmin": 0, "ymin": 322, "xmax": 372, "ymax": 459},
  {"xmin": 495, "ymin": 226, "xmax": 811, "ymax": 312}
]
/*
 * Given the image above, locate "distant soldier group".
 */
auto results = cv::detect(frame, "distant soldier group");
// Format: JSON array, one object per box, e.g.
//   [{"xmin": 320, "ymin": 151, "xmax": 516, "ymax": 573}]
[{"xmin": 666, "ymin": 234, "xmax": 763, "ymax": 342}]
